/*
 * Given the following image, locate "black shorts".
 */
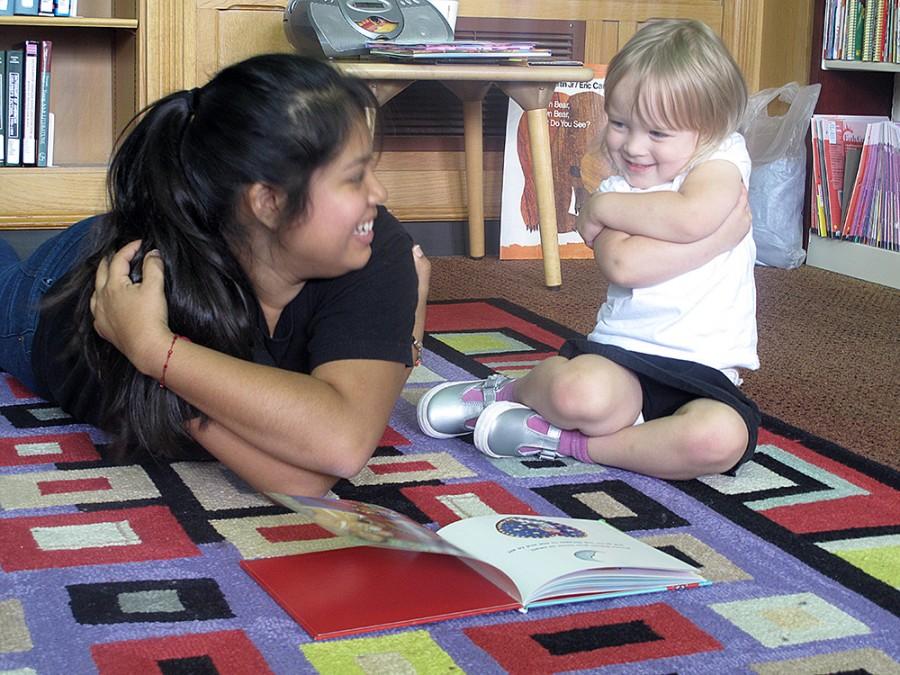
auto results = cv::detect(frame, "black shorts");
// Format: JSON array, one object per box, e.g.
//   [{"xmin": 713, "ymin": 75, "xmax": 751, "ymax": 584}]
[{"xmin": 559, "ymin": 339, "xmax": 760, "ymax": 472}]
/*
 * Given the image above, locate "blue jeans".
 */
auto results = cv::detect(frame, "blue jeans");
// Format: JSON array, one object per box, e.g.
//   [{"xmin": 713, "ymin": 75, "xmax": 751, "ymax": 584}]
[{"xmin": 0, "ymin": 216, "xmax": 98, "ymax": 392}]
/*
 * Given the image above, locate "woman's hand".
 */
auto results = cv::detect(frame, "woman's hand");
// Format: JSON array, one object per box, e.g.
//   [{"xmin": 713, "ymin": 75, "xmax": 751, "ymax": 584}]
[{"xmin": 90, "ymin": 240, "xmax": 173, "ymax": 377}]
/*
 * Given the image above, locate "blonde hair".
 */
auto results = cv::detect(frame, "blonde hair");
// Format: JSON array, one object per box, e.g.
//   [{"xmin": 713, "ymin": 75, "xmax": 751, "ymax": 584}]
[{"xmin": 604, "ymin": 19, "xmax": 747, "ymax": 159}]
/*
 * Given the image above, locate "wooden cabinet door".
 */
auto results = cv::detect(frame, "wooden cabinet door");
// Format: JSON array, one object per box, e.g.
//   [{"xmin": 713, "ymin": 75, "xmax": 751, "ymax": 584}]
[{"xmin": 143, "ymin": 1, "xmax": 292, "ymax": 99}]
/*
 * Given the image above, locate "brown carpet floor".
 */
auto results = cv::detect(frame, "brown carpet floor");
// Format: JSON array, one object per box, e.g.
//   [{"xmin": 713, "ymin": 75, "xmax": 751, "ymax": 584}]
[{"xmin": 429, "ymin": 256, "xmax": 900, "ymax": 472}]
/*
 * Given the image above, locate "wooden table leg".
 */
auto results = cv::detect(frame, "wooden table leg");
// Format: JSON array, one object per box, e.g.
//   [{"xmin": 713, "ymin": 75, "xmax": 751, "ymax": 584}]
[
  {"xmin": 462, "ymin": 98, "xmax": 485, "ymax": 258},
  {"xmin": 500, "ymin": 82, "xmax": 562, "ymax": 288},
  {"xmin": 444, "ymin": 81, "xmax": 492, "ymax": 259}
]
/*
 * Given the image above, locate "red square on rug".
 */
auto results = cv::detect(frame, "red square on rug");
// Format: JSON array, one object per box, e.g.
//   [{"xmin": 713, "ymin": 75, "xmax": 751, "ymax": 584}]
[
  {"xmin": 464, "ymin": 603, "xmax": 721, "ymax": 671},
  {"xmin": 0, "ymin": 505, "xmax": 200, "ymax": 571},
  {"xmin": 92, "ymin": 630, "xmax": 272, "ymax": 674}
]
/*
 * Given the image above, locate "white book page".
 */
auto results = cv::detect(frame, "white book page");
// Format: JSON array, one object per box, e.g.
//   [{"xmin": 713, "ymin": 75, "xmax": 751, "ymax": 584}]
[{"xmin": 437, "ymin": 515, "xmax": 700, "ymax": 605}]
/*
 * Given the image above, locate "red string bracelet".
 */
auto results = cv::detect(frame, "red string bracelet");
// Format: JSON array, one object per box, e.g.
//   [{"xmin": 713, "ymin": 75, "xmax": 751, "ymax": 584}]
[{"xmin": 159, "ymin": 334, "xmax": 190, "ymax": 389}]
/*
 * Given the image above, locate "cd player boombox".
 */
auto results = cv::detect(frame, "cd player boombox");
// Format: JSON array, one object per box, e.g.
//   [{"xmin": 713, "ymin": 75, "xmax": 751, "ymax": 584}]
[{"xmin": 284, "ymin": 0, "xmax": 454, "ymax": 58}]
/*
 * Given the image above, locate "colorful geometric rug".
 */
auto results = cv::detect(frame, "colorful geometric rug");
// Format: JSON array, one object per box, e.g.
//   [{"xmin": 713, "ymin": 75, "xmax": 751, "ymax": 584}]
[{"xmin": 1, "ymin": 298, "xmax": 898, "ymax": 674}]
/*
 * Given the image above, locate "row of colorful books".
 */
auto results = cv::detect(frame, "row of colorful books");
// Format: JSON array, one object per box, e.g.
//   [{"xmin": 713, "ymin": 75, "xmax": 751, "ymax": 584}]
[
  {"xmin": 810, "ymin": 114, "xmax": 899, "ymax": 251},
  {"xmin": 1, "ymin": 39, "xmax": 53, "ymax": 167},
  {"xmin": 822, "ymin": 0, "xmax": 899, "ymax": 63},
  {"xmin": 0, "ymin": 0, "xmax": 77, "ymax": 16}
]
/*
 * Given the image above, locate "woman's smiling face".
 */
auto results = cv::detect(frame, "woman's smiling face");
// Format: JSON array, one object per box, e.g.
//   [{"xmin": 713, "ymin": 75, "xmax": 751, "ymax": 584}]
[{"xmin": 277, "ymin": 121, "xmax": 387, "ymax": 280}]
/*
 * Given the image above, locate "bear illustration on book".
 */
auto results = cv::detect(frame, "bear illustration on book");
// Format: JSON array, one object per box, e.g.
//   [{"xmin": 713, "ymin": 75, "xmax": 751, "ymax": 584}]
[{"xmin": 515, "ymin": 88, "xmax": 612, "ymax": 234}]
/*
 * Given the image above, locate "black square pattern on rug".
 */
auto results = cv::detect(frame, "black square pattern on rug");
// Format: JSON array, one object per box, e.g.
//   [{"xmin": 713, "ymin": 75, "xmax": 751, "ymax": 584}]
[
  {"xmin": 1, "ymin": 402, "xmax": 78, "ymax": 429},
  {"xmin": 533, "ymin": 480, "xmax": 690, "ymax": 531},
  {"xmin": 158, "ymin": 655, "xmax": 219, "ymax": 675},
  {"xmin": 532, "ymin": 619, "xmax": 665, "ymax": 655},
  {"xmin": 68, "ymin": 578, "xmax": 233, "ymax": 624}
]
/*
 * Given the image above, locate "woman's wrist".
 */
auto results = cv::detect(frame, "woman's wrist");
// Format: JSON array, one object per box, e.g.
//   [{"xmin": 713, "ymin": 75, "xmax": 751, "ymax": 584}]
[
  {"xmin": 159, "ymin": 334, "xmax": 192, "ymax": 388},
  {"xmin": 132, "ymin": 330, "xmax": 178, "ymax": 380}
]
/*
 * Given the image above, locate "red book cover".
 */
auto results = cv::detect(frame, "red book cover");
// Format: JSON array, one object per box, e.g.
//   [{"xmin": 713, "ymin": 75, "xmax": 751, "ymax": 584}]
[{"xmin": 240, "ymin": 546, "xmax": 521, "ymax": 640}]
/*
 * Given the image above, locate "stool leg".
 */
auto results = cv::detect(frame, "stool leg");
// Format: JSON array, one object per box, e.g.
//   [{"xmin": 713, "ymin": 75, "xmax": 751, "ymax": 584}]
[{"xmin": 525, "ymin": 108, "xmax": 562, "ymax": 289}]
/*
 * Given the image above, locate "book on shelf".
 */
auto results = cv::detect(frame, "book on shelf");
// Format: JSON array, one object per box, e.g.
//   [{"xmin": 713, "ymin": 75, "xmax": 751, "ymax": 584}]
[
  {"xmin": 241, "ymin": 493, "xmax": 708, "ymax": 640},
  {"xmin": 873, "ymin": 0, "xmax": 888, "ymax": 59},
  {"xmin": 0, "ymin": 51, "xmax": 5, "ymax": 165},
  {"xmin": 36, "ymin": 39, "xmax": 51, "ymax": 167},
  {"xmin": 861, "ymin": 0, "xmax": 878, "ymax": 60},
  {"xmin": 824, "ymin": 0, "xmax": 848, "ymax": 59},
  {"xmin": 53, "ymin": 0, "xmax": 70, "ymax": 16},
  {"xmin": 847, "ymin": 0, "xmax": 862, "ymax": 59},
  {"xmin": 46, "ymin": 110, "xmax": 53, "ymax": 166},
  {"xmin": 841, "ymin": 120, "xmax": 899, "ymax": 250},
  {"xmin": 17, "ymin": 40, "xmax": 38, "ymax": 166},
  {"xmin": 809, "ymin": 114, "xmax": 889, "ymax": 237},
  {"xmin": 4, "ymin": 48, "xmax": 23, "ymax": 166},
  {"xmin": 12, "ymin": 0, "xmax": 38, "ymax": 15},
  {"xmin": 37, "ymin": 0, "xmax": 52, "ymax": 14},
  {"xmin": 810, "ymin": 118, "xmax": 830, "ymax": 237},
  {"xmin": 824, "ymin": 0, "xmax": 899, "ymax": 62},
  {"xmin": 0, "ymin": 0, "xmax": 13, "ymax": 16}
]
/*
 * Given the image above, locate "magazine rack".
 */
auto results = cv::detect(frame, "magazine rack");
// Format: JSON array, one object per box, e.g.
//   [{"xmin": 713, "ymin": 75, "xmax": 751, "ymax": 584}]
[{"xmin": 337, "ymin": 61, "xmax": 595, "ymax": 288}]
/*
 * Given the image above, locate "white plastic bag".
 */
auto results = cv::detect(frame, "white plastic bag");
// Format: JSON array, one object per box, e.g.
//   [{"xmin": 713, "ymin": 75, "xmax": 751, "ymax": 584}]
[{"xmin": 739, "ymin": 82, "xmax": 821, "ymax": 269}]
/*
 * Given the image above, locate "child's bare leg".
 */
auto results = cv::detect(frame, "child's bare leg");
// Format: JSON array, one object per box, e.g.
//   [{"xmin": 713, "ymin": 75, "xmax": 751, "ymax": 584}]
[
  {"xmin": 585, "ymin": 398, "xmax": 749, "ymax": 479},
  {"xmin": 513, "ymin": 354, "xmax": 643, "ymax": 436}
]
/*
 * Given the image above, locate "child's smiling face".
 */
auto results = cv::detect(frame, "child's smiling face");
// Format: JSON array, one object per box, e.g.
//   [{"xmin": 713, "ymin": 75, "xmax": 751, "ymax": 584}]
[{"xmin": 603, "ymin": 75, "xmax": 700, "ymax": 189}]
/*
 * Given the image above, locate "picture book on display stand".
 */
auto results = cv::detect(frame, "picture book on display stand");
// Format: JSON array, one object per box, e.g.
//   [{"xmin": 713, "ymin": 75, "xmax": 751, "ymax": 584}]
[
  {"xmin": 241, "ymin": 494, "xmax": 708, "ymax": 640},
  {"xmin": 499, "ymin": 65, "xmax": 610, "ymax": 260}
]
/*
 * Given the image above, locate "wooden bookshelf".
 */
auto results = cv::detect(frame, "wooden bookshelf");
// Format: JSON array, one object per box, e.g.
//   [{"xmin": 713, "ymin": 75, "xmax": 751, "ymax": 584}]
[
  {"xmin": 822, "ymin": 59, "xmax": 900, "ymax": 121},
  {"xmin": 0, "ymin": 15, "xmax": 137, "ymax": 29},
  {"xmin": 0, "ymin": 1, "xmax": 140, "ymax": 229},
  {"xmin": 809, "ymin": 26, "xmax": 898, "ymax": 289}
]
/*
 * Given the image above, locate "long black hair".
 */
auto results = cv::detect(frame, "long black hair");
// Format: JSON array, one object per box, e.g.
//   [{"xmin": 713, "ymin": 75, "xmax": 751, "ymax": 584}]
[{"xmin": 49, "ymin": 53, "xmax": 377, "ymax": 459}]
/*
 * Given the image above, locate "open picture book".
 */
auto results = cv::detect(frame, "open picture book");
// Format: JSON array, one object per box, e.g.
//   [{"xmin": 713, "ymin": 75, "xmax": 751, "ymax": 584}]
[{"xmin": 241, "ymin": 494, "xmax": 708, "ymax": 640}]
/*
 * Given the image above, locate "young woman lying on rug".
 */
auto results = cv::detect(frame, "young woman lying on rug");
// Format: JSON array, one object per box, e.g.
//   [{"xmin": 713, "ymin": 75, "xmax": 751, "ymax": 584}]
[
  {"xmin": 418, "ymin": 19, "xmax": 760, "ymax": 480},
  {"xmin": 0, "ymin": 53, "xmax": 430, "ymax": 496}
]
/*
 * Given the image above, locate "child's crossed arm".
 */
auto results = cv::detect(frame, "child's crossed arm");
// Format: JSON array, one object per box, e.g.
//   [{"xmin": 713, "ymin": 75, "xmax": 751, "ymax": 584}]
[
  {"xmin": 577, "ymin": 160, "xmax": 745, "ymax": 246},
  {"xmin": 591, "ymin": 186, "xmax": 750, "ymax": 288}
]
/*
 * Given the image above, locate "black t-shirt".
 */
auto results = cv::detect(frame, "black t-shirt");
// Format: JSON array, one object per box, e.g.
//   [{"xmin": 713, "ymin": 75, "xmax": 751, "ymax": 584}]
[{"xmin": 32, "ymin": 206, "xmax": 417, "ymax": 430}]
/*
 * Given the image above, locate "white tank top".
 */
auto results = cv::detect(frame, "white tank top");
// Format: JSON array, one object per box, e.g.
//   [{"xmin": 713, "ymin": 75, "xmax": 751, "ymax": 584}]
[{"xmin": 588, "ymin": 133, "xmax": 759, "ymax": 383}]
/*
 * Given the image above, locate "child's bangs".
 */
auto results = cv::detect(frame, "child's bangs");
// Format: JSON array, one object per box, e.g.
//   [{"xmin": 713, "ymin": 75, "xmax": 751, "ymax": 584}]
[{"xmin": 633, "ymin": 71, "xmax": 698, "ymax": 133}]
